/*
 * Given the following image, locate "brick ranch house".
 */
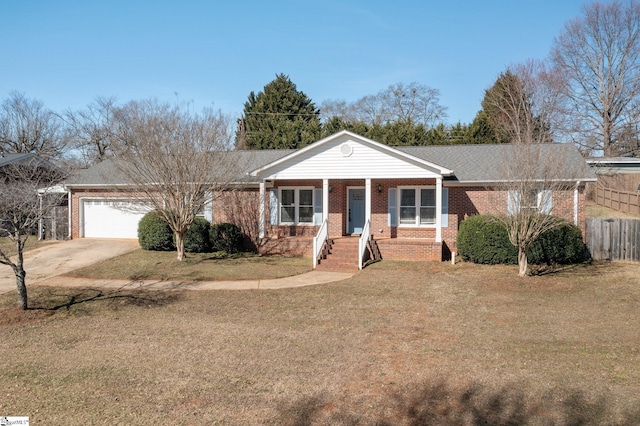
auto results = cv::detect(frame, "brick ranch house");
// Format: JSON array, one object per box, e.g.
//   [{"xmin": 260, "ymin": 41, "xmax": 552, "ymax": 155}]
[{"xmin": 64, "ymin": 131, "xmax": 596, "ymax": 270}]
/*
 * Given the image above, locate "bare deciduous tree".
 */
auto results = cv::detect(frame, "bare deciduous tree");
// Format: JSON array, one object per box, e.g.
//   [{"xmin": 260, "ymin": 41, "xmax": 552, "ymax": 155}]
[
  {"xmin": 321, "ymin": 82, "xmax": 447, "ymax": 127},
  {"xmin": 552, "ymin": 0, "xmax": 640, "ymax": 156},
  {"xmin": 112, "ymin": 99, "xmax": 239, "ymax": 261},
  {"xmin": 487, "ymin": 62, "xmax": 581, "ymax": 276},
  {"xmin": 0, "ymin": 91, "xmax": 66, "ymax": 160},
  {"xmin": 0, "ymin": 158, "xmax": 66, "ymax": 309},
  {"xmin": 217, "ymin": 190, "xmax": 261, "ymax": 250},
  {"xmin": 64, "ymin": 96, "xmax": 121, "ymax": 167}
]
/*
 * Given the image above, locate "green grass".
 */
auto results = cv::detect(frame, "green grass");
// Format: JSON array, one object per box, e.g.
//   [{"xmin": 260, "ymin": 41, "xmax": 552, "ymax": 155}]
[
  {"xmin": 1, "ymin": 260, "xmax": 640, "ymax": 424},
  {"xmin": 66, "ymin": 249, "xmax": 312, "ymax": 281}
]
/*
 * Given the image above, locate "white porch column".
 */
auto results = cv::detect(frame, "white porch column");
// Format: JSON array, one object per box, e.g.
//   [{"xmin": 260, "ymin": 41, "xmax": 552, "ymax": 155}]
[
  {"xmin": 435, "ymin": 177, "xmax": 442, "ymax": 242},
  {"xmin": 365, "ymin": 178, "xmax": 372, "ymax": 222},
  {"xmin": 259, "ymin": 180, "xmax": 266, "ymax": 239},
  {"xmin": 322, "ymin": 179, "xmax": 329, "ymax": 222}
]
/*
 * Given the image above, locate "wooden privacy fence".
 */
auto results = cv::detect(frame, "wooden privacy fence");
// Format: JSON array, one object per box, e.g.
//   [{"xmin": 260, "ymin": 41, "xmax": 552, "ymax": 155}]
[
  {"xmin": 595, "ymin": 183, "xmax": 640, "ymax": 216},
  {"xmin": 586, "ymin": 218, "xmax": 640, "ymax": 261}
]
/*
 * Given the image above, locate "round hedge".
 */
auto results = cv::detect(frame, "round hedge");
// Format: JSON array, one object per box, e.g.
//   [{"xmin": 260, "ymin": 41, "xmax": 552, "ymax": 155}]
[
  {"xmin": 209, "ymin": 223, "xmax": 244, "ymax": 254},
  {"xmin": 138, "ymin": 212, "xmax": 175, "ymax": 251},
  {"xmin": 184, "ymin": 217, "xmax": 211, "ymax": 253},
  {"xmin": 456, "ymin": 215, "xmax": 517, "ymax": 264},
  {"xmin": 528, "ymin": 222, "xmax": 587, "ymax": 265},
  {"xmin": 457, "ymin": 214, "xmax": 586, "ymax": 265}
]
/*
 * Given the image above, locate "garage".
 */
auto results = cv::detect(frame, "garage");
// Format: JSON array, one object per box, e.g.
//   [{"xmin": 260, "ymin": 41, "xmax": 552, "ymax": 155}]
[{"xmin": 81, "ymin": 199, "xmax": 149, "ymax": 239}]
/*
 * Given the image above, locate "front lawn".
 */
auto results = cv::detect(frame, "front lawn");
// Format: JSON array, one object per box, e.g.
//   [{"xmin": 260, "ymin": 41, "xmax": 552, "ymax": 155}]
[
  {"xmin": 0, "ymin": 236, "xmax": 56, "ymax": 257},
  {"xmin": 2, "ymin": 261, "xmax": 640, "ymax": 424},
  {"xmin": 66, "ymin": 249, "xmax": 312, "ymax": 281}
]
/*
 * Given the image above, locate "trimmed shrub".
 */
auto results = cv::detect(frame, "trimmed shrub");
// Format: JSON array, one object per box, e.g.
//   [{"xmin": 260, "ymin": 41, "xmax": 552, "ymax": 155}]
[
  {"xmin": 184, "ymin": 217, "xmax": 211, "ymax": 253},
  {"xmin": 457, "ymin": 214, "xmax": 586, "ymax": 265},
  {"xmin": 210, "ymin": 223, "xmax": 244, "ymax": 254},
  {"xmin": 528, "ymin": 222, "xmax": 586, "ymax": 265},
  {"xmin": 456, "ymin": 215, "xmax": 517, "ymax": 264},
  {"xmin": 138, "ymin": 212, "xmax": 175, "ymax": 251}
]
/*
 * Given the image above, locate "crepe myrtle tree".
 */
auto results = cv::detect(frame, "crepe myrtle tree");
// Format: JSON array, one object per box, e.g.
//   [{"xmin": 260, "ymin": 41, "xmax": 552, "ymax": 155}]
[
  {"xmin": 112, "ymin": 99, "xmax": 241, "ymax": 261},
  {"xmin": 486, "ymin": 61, "xmax": 581, "ymax": 276},
  {"xmin": 0, "ymin": 158, "xmax": 66, "ymax": 310}
]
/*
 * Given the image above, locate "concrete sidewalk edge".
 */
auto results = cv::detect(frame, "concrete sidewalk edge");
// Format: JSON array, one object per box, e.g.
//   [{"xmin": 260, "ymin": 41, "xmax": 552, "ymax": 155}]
[{"xmin": 32, "ymin": 270, "xmax": 355, "ymax": 291}]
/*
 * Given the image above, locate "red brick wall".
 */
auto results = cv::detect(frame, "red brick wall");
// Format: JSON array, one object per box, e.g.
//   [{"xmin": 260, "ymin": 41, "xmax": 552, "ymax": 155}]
[{"xmin": 70, "ymin": 181, "xmax": 587, "ymax": 262}]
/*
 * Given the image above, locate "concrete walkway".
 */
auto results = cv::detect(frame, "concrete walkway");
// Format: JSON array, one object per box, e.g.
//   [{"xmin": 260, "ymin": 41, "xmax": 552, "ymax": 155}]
[
  {"xmin": 34, "ymin": 270, "xmax": 355, "ymax": 291},
  {"xmin": 1, "ymin": 238, "xmax": 353, "ymax": 293}
]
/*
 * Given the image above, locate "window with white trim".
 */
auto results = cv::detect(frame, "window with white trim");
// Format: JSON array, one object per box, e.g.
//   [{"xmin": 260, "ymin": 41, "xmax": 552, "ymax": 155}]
[
  {"xmin": 399, "ymin": 187, "xmax": 436, "ymax": 226},
  {"xmin": 508, "ymin": 189, "xmax": 552, "ymax": 215},
  {"xmin": 279, "ymin": 187, "xmax": 314, "ymax": 224}
]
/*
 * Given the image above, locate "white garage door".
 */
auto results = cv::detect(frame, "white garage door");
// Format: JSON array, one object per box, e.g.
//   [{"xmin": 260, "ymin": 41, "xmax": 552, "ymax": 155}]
[{"xmin": 82, "ymin": 199, "xmax": 149, "ymax": 239}]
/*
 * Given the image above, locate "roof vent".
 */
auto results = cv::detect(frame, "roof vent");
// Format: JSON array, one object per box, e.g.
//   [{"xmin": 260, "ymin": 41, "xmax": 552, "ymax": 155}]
[{"xmin": 340, "ymin": 143, "xmax": 353, "ymax": 157}]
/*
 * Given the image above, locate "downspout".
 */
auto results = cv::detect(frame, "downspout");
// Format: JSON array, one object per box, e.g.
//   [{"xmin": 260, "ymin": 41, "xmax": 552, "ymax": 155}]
[
  {"xmin": 67, "ymin": 188, "xmax": 72, "ymax": 239},
  {"xmin": 259, "ymin": 180, "xmax": 265, "ymax": 239},
  {"xmin": 574, "ymin": 181, "xmax": 581, "ymax": 226},
  {"xmin": 38, "ymin": 194, "xmax": 43, "ymax": 240}
]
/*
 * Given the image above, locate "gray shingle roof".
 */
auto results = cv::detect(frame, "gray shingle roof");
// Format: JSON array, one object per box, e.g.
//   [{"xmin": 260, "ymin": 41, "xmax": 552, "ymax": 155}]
[
  {"xmin": 0, "ymin": 153, "xmax": 37, "ymax": 168},
  {"xmin": 65, "ymin": 150, "xmax": 295, "ymax": 186},
  {"xmin": 397, "ymin": 143, "xmax": 595, "ymax": 182},
  {"xmin": 65, "ymin": 143, "xmax": 594, "ymax": 186}
]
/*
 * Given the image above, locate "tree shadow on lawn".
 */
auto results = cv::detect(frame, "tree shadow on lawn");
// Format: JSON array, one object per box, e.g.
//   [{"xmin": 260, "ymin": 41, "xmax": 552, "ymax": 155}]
[
  {"xmin": 274, "ymin": 380, "xmax": 640, "ymax": 426},
  {"xmin": 0, "ymin": 284, "xmax": 184, "ymax": 326},
  {"xmin": 29, "ymin": 285, "xmax": 184, "ymax": 312}
]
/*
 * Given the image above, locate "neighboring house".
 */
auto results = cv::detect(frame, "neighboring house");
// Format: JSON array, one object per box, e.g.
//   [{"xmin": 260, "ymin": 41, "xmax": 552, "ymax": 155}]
[
  {"xmin": 586, "ymin": 157, "xmax": 640, "ymax": 216},
  {"xmin": 0, "ymin": 152, "xmax": 51, "ymax": 176},
  {"xmin": 586, "ymin": 157, "xmax": 640, "ymax": 192},
  {"xmin": 64, "ymin": 131, "xmax": 595, "ymax": 268},
  {"xmin": 0, "ymin": 152, "xmax": 69, "ymax": 240}
]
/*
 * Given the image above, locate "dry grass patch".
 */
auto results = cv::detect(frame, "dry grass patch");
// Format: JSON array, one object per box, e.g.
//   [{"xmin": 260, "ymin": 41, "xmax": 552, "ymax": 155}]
[
  {"xmin": 0, "ymin": 236, "xmax": 56, "ymax": 257},
  {"xmin": 586, "ymin": 200, "xmax": 640, "ymax": 219},
  {"xmin": 66, "ymin": 249, "xmax": 312, "ymax": 281},
  {"xmin": 1, "ymin": 260, "xmax": 640, "ymax": 424}
]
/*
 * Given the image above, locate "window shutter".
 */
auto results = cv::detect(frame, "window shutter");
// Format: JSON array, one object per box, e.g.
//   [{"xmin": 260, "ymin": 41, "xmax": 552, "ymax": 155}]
[
  {"xmin": 269, "ymin": 188, "xmax": 278, "ymax": 225},
  {"xmin": 314, "ymin": 188, "xmax": 323, "ymax": 225},
  {"xmin": 441, "ymin": 187, "xmax": 449, "ymax": 228},
  {"xmin": 539, "ymin": 190, "xmax": 552, "ymax": 214},
  {"xmin": 507, "ymin": 190, "xmax": 520, "ymax": 215},
  {"xmin": 388, "ymin": 188, "xmax": 397, "ymax": 226}
]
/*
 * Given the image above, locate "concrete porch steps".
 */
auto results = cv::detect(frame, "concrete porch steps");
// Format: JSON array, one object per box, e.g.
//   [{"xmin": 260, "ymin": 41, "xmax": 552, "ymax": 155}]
[{"xmin": 316, "ymin": 237, "xmax": 361, "ymax": 272}]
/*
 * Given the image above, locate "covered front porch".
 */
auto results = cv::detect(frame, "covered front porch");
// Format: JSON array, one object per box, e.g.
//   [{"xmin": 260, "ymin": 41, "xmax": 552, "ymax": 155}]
[
  {"xmin": 255, "ymin": 177, "xmax": 447, "ymax": 269},
  {"xmin": 248, "ymin": 131, "xmax": 453, "ymax": 269}
]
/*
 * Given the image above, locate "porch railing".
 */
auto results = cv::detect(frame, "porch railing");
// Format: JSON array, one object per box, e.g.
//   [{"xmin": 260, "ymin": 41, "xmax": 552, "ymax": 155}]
[
  {"xmin": 358, "ymin": 219, "xmax": 371, "ymax": 270},
  {"xmin": 313, "ymin": 219, "xmax": 328, "ymax": 269}
]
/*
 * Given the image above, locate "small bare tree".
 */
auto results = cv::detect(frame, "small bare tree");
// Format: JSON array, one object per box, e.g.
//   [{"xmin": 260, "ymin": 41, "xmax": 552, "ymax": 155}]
[
  {"xmin": 218, "ymin": 190, "xmax": 261, "ymax": 250},
  {"xmin": 487, "ymin": 62, "xmax": 581, "ymax": 276},
  {"xmin": 0, "ymin": 158, "xmax": 66, "ymax": 309},
  {"xmin": 112, "ymin": 99, "xmax": 239, "ymax": 261}
]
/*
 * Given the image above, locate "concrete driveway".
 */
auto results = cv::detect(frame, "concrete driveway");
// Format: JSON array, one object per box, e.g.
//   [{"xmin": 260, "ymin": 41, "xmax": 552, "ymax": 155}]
[{"xmin": 0, "ymin": 238, "xmax": 139, "ymax": 295}]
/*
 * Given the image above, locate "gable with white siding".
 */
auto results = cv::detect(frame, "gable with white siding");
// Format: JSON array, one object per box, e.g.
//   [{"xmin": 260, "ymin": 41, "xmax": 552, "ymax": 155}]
[{"xmin": 250, "ymin": 131, "xmax": 453, "ymax": 180}]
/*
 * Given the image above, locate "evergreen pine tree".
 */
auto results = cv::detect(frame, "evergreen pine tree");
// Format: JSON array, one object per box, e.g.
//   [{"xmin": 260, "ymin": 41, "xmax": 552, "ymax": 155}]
[{"xmin": 237, "ymin": 74, "xmax": 321, "ymax": 149}]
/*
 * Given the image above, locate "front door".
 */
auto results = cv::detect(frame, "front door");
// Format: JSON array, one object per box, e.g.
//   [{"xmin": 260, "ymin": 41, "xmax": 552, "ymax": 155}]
[{"xmin": 348, "ymin": 188, "xmax": 365, "ymax": 234}]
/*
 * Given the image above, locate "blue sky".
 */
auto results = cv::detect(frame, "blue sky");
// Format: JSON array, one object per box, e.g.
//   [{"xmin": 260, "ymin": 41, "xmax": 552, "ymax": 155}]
[{"xmin": 1, "ymin": 0, "xmax": 594, "ymax": 125}]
